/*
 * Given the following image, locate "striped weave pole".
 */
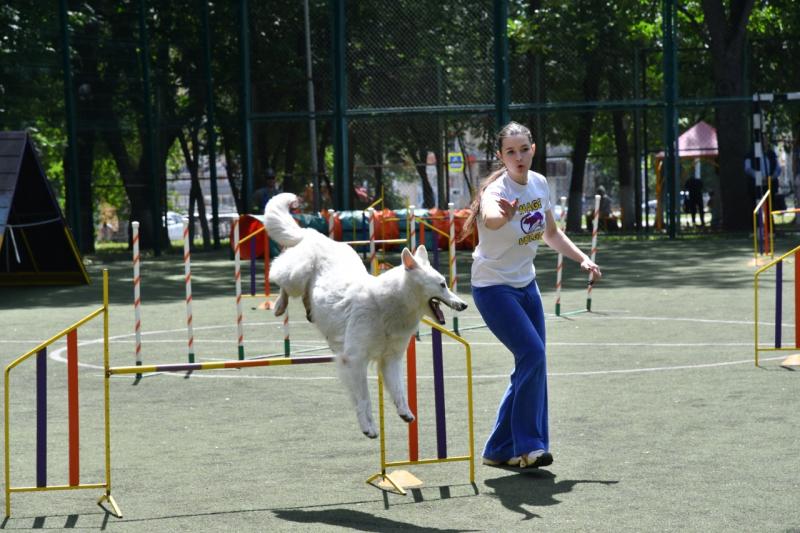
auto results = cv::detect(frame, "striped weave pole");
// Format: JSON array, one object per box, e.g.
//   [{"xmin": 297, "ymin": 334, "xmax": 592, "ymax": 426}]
[
  {"xmin": 132, "ymin": 221, "xmax": 142, "ymax": 374},
  {"xmin": 328, "ymin": 210, "xmax": 335, "ymax": 239},
  {"xmin": 555, "ymin": 196, "xmax": 567, "ymax": 316},
  {"xmin": 263, "ymin": 228, "xmax": 271, "ymax": 299},
  {"xmin": 183, "ymin": 221, "xmax": 195, "ymax": 363},
  {"xmin": 283, "ymin": 309, "xmax": 290, "ymax": 357},
  {"xmin": 249, "ymin": 238, "xmax": 257, "ymax": 296},
  {"xmin": 587, "ymin": 194, "xmax": 601, "ymax": 311},
  {"xmin": 368, "ymin": 208, "xmax": 377, "ymax": 274},
  {"xmin": 448, "ymin": 203, "xmax": 458, "ymax": 334},
  {"xmin": 409, "ymin": 205, "xmax": 416, "ymax": 251},
  {"xmin": 233, "ymin": 218, "xmax": 245, "ymax": 360}
]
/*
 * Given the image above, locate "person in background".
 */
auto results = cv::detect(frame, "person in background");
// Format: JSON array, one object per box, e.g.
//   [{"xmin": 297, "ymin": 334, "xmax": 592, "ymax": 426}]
[
  {"xmin": 683, "ymin": 175, "xmax": 704, "ymax": 226},
  {"xmin": 461, "ymin": 121, "xmax": 601, "ymax": 470},
  {"xmin": 253, "ymin": 168, "xmax": 281, "ymax": 213}
]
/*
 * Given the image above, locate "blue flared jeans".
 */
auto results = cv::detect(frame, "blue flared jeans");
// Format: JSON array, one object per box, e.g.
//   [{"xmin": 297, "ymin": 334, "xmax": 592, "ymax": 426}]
[{"xmin": 472, "ymin": 280, "xmax": 548, "ymax": 461}]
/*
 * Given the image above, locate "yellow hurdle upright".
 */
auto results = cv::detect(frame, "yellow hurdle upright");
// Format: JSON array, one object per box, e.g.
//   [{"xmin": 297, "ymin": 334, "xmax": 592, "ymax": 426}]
[
  {"xmin": 4, "ymin": 270, "xmax": 121, "ymax": 519},
  {"xmin": 366, "ymin": 317, "xmax": 474, "ymax": 495},
  {"xmin": 754, "ymin": 244, "xmax": 800, "ymax": 366}
]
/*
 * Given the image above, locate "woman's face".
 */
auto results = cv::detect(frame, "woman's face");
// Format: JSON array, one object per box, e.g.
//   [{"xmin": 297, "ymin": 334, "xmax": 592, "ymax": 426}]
[{"xmin": 497, "ymin": 134, "xmax": 535, "ymax": 183}]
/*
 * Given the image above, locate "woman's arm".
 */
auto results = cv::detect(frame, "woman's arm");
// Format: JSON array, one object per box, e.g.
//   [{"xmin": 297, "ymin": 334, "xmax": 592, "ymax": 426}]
[
  {"xmin": 482, "ymin": 196, "xmax": 519, "ymax": 230},
  {"xmin": 542, "ymin": 209, "xmax": 602, "ymax": 279}
]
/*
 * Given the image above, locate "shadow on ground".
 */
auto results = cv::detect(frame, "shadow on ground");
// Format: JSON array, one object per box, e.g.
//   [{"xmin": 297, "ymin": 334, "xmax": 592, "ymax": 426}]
[{"xmin": 483, "ymin": 469, "xmax": 618, "ymax": 520}]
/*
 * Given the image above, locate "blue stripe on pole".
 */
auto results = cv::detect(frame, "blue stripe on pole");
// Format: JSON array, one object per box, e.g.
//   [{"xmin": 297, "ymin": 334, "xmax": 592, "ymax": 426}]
[
  {"xmin": 776, "ymin": 260, "xmax": 783, "ymax": 348},
  {"xmin": 36, "ymin": 347, "xmax": 47, "ymax": 488},
  {"xmin": 431, "ymin": 328, "xmax": 447, "ymax": 459}
]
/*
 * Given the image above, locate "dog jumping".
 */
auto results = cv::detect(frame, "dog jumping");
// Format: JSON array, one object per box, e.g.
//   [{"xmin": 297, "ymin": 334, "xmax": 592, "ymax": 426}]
[{"xmin": 264, "ymin": 193, "xmax": 468, "ymax": 438}]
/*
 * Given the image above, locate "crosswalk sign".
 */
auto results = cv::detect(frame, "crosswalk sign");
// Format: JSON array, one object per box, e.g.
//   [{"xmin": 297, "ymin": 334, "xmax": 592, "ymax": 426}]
[{"xmin": 448, "ymin": 152, "xmax": 464, "ymax": 173}]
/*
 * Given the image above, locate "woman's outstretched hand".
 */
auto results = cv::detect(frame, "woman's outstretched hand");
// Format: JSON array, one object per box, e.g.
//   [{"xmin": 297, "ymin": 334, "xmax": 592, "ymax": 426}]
[{"xmin": 498, "ymin": 197, "xmax": 519, "ymax": 221}]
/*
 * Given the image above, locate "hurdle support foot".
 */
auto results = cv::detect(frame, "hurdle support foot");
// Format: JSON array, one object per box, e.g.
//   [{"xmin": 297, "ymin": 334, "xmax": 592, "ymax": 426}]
[
  {"xmin": 257, "ymin": 299, "xmax": 274, "ymax": 310},
  {"xmin": 366, "ymin": 469, "xmax": 423, "ymax": 496},
  {"xmin": 97, "ymin": 492, "xmax": 122, "ymax": 518}
]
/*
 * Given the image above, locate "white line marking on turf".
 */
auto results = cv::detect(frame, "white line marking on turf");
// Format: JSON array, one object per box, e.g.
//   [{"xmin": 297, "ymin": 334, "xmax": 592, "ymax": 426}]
[{"xmin": 45, "ymin": 312, "xmax": 785, "ymax": 379}]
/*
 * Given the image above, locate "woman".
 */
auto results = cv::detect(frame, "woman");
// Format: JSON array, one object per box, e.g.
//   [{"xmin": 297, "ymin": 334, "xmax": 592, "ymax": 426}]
[{"xmin": 463, "ymin": 121, "xmax": 601, "ymax": 468}]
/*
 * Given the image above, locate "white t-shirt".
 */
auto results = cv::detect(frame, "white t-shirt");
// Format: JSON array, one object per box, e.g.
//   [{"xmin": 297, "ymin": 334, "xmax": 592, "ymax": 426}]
[{"xmin": 471, "ymin": 170, "xmax": 552, "ymax": 288}]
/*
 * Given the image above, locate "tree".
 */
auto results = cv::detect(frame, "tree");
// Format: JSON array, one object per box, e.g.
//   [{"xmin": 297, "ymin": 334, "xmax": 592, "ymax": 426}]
[{"xmin": 699, "ymin": 0, "xmax": 756, "ymax": 232}]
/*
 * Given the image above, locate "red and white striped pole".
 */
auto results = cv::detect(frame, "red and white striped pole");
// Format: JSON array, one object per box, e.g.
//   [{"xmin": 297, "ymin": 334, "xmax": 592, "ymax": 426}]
[
  {"xmin": 448, "ymin": 202, "xmax": 459, "ymax": 334},
  {"xmin": 587, "ymin": 194, "xmax": 601, "ymax": 311},
  {"xmin": 409, "ymin": 205, "xmax": 416, "ymax": 251},
  {"xmin": 283, "ymin": 309, "xmax": 290, "ymax": 357},
  {"xmin": 132, "ymin": 221, "xmax": 142, "ymax": 377},
  {"xmin": 233, "ymin": 217, "xmax": 245, "ymax": 360},
  {"xmin": 328, "ymin": 210, "xmax": 336, "ymax": 239},
  {"xmin": 555, "ymin": 196, "xmax": 567, "ymax": 316},
  {"xmin": 183, "ymin": 220, "xmax": 195, "ymax": 363}
]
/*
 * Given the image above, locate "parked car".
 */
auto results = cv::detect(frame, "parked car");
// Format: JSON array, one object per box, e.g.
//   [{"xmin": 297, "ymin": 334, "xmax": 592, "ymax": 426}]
[{"xmin": 164, "ymin": 211, "xmax": 187, "ymax": 241}]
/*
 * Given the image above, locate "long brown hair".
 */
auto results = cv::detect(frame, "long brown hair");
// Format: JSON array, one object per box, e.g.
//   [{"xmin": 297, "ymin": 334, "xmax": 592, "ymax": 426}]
[{"xmin": 459, "ymin": 121, "xmax": 533, "ymax": 242}]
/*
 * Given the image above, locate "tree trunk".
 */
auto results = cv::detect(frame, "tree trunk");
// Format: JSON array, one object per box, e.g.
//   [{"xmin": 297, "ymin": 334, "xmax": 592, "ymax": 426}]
[
  {"xmin": 566, "ymin": 44, "xmax": 603, "ymax": 232},
  {"xmin": 701, "ymin": 0, "xmax": 756, "ymax": 232},
  {"xmin": 613, "ymin": 110, "xmax": 635, "ymax": 230},
  {"xmin": 412, "ymin": 149, "xmax": 436, "ymax": 209},
  {"xmin": 567, "ymin": 111, "xmax": 595, "ymax": 232}
]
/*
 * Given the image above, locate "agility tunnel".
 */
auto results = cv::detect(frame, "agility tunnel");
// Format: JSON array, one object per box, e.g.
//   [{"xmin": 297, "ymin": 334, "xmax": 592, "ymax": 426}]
[{"xmin": 4, "ymin": 270, "xmax": 474, "ymax": 517}]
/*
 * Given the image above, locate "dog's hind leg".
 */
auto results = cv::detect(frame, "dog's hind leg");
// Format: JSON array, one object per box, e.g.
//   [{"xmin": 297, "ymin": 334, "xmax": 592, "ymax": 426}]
[
  {"xmin": 274, "ymin": 288, "xmax": 289, "ymax": 317},
  {"xmin": 380, "ymin": 355, "xmax": 415, "ymax": 424},
  {"xmin": 302, "ymin": 287, "xmax": 313, "ymax": 322},
  {"xmin": 336, "ymin": 356, "xmax": 377, "ymax": 438}
]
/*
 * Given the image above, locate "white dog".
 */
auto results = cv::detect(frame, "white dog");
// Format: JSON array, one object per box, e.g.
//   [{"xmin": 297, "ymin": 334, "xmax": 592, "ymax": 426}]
[{"xmin": 264, "ymin": 193, "xmax": 468, "ymax": 438}]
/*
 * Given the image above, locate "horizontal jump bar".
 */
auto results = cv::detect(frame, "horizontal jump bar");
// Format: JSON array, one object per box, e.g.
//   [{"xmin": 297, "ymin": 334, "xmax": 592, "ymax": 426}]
[
  {"xmin": 9, "ymin": 482, "xmax": 108, "ymax": 493},
  {"xmin": 345, "ymin": 239, "xmax": 408, "ymax": 246},
  {"xmin": 108, "ymin": 355, "xmax": 335, "ymax": 375}
]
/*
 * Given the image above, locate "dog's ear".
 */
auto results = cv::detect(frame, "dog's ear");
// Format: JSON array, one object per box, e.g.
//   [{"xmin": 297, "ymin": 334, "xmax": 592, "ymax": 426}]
[
  {"xmin": 414, "ymin": 245, "xmax": 429, "ymax": 265},
  {"xmin": 401, "ymin": 248, "xmax": 418, "ymax": 270}
]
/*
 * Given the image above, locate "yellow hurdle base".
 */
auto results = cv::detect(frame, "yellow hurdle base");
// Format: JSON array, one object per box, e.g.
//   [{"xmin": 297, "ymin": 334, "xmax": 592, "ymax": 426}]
[
  {"xmin": 366, "ymin": 470, "xmax": 424, "ymax": 495},
  {"xmin": 780, "ymin": 353, "xmax": 800, "ymax": 368}
]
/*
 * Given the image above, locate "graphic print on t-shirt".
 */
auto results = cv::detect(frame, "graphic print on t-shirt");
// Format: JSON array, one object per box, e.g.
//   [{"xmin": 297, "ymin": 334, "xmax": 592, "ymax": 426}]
[{"xmin": 518, "ymin": 198, "xmax": 545, "ymax": 245}]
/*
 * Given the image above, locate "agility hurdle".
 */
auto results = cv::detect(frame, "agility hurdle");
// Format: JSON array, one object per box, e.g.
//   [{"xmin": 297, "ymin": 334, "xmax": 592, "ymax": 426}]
[
  {"xmin": 5, "ymin": 270, "xmax": 473, "ymax": 517},
  {"xmin": 367, "ymin": 317, "xmax": 474, "ymax": 494},
  {"xmin": 750, "ymin": 92, "xmax": 800, "ymax": 260},
  {"xmin": 4, "ymin": 270, "xmax": 120, "ymax": 518},
  {"xmin": 233, "ymin": 217, "xmax": 273, "ymax": 306},
  {"xmin": 754, "ymin": 243, "xmax": 800, "ymax": 367},
  {"xmin": 555, "ymin": 194, "xmax": 601, "ymax": 316}
]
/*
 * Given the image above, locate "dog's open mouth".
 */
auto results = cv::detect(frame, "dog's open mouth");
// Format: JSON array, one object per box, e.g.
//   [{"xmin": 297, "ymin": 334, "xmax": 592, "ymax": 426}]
[{"xmin": 428, "ymin": 298, "xmax": 446, "ymax": 324}]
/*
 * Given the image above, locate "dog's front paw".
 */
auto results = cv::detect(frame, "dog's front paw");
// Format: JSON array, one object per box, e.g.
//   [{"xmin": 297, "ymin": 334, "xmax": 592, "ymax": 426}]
[
  {"xmin": 363, "ymin": 428, "xmax": 378, "ymax": 439},
  {"xmin": 398, "ymin": 409, "xmax": 415, "ymax": 424}
]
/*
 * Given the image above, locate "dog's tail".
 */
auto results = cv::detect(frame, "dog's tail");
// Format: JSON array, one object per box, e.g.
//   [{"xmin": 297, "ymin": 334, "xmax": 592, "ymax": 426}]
[{"xmin": 264, "ymin": 192, "xmax": 305, "ymax": 247}]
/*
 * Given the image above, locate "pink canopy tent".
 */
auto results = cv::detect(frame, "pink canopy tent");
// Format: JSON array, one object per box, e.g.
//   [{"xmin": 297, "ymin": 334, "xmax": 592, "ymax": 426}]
[
  {"xmin": 655, "ymin": 120, "xmax": 718, "ymax": 159},
  {"xmin": 652, "ymin": 121, "xmax": 718, "ymax": 230}
]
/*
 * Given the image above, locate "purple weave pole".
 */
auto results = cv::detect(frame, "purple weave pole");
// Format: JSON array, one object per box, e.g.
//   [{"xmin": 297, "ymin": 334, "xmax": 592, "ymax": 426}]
[
  {"xmin": 36, "ymin": 347, "xmax": 47, "ymax": 488},
  {"xmin": 249, "ymin": 238, "xmax": 256, "ymax": 296},
  {"xmin": 431, "ymin": 328, "xmax": 447, "ymax": 459},
  {"xmin": 775, "ymin": 260, "xmax": 782, "ymax": 348},
  {"xmin": 757, "ymin": 210, "xmax": 765, "ymax": 255}
]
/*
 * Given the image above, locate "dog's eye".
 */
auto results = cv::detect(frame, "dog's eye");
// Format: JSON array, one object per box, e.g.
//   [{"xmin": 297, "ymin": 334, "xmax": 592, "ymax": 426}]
[{"xmin": 440, "ymin": 282, "xmax": 446, "ymax": 288}]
